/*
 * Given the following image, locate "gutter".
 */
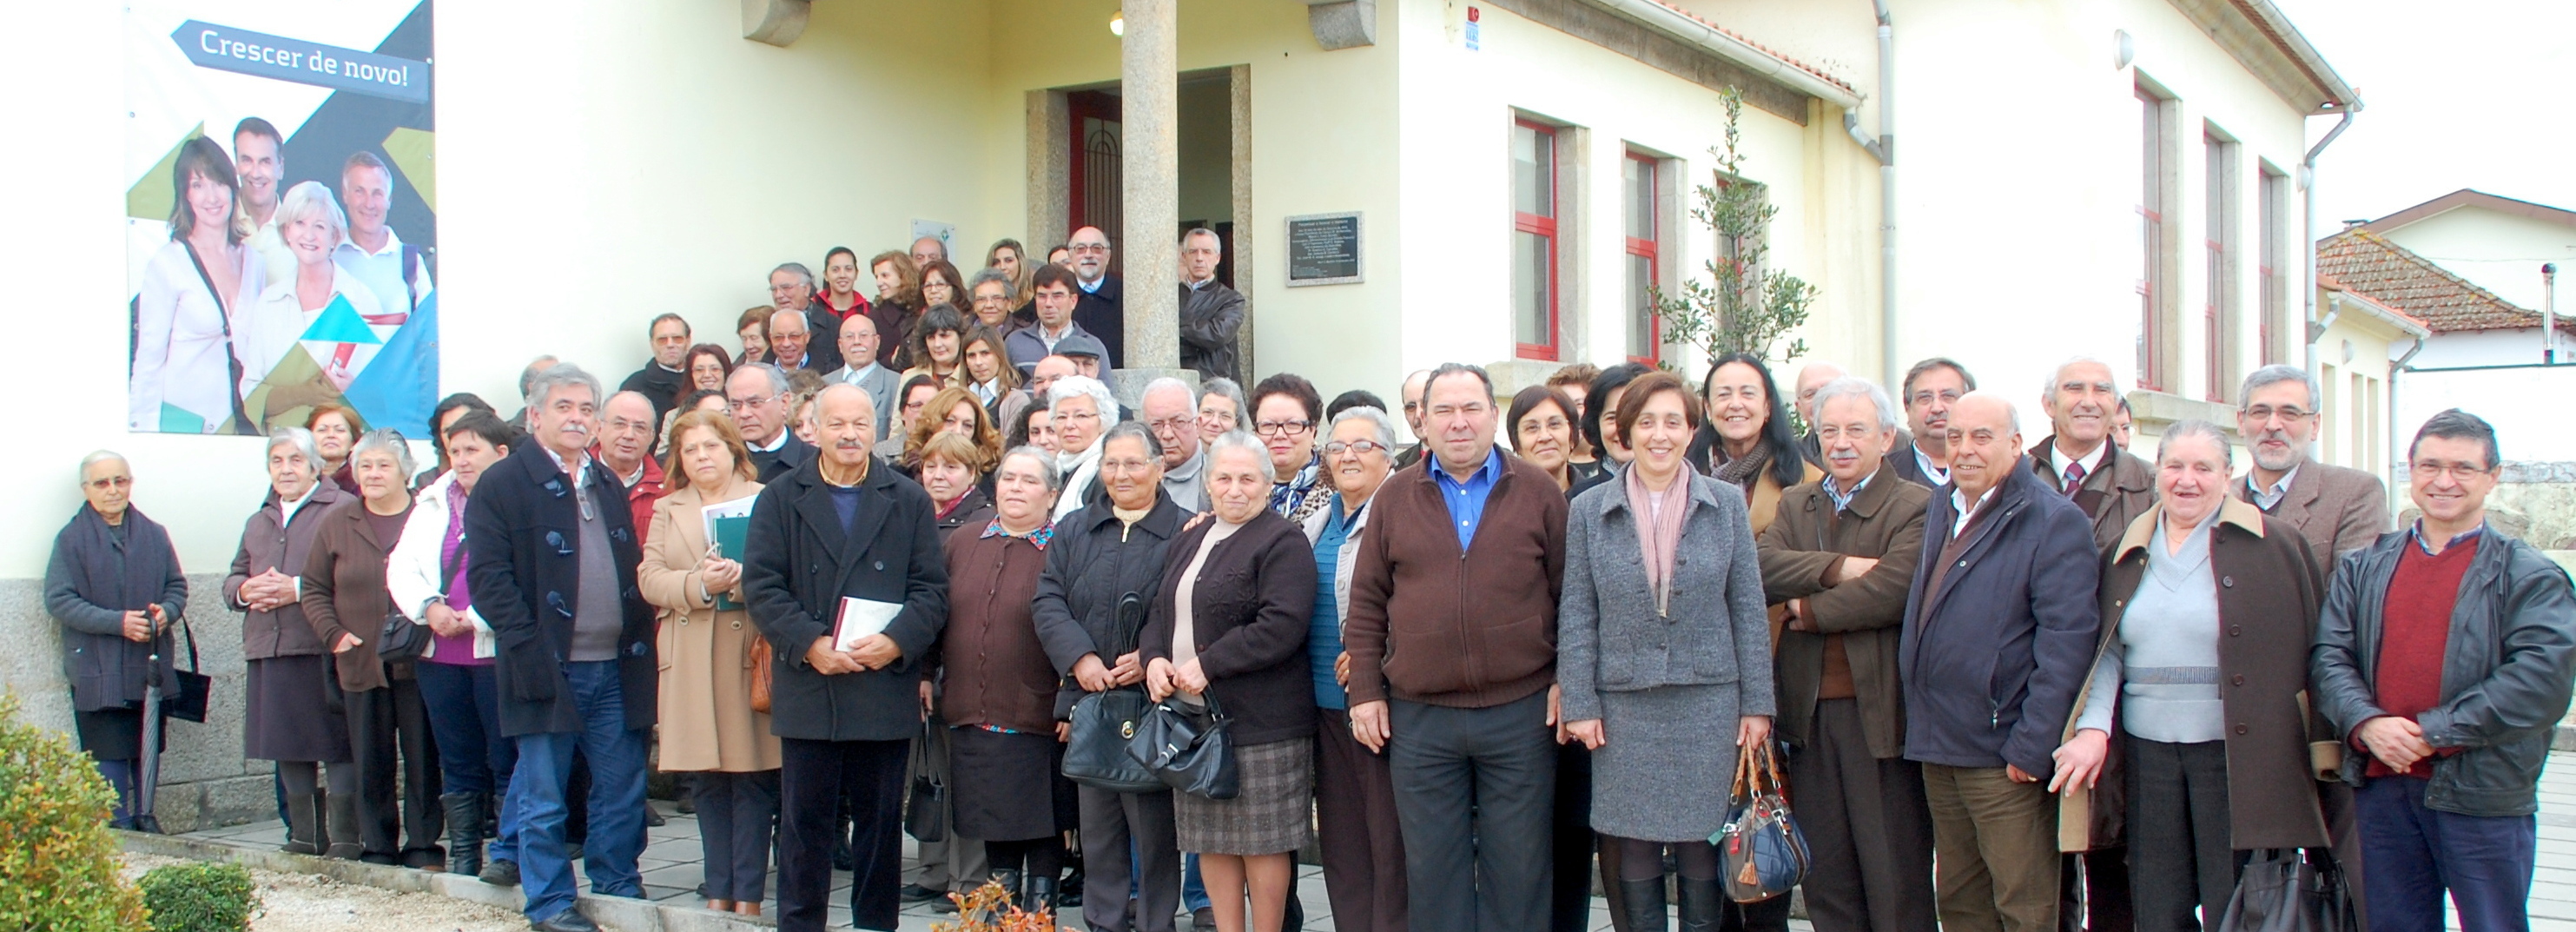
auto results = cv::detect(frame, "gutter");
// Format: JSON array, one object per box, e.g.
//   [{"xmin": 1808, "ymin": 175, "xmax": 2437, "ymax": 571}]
[
  {"xmin": 2300, "ymin": 109, "xmax": 2355, "ymax": 377},
  {"xmin": 1842, "ymin": 0, "xmax": 1898, "ymax": 387},
  {"xmin": 1589, "ymin": 0, "xmax": 1864, "ymax": 109}
]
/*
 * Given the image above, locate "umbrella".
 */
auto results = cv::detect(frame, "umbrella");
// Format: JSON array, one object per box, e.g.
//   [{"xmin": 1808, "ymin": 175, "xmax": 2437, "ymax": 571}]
[{"xmin": 133, "ymin": 611, "xmax": 166, "ymax": 834}]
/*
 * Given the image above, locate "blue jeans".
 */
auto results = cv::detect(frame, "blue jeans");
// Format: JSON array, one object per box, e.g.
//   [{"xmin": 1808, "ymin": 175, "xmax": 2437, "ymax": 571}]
[
  {"xmin": 2356, "ymin": 776, "xmax": 2536, "ymax": 932},
  {"xmin": 508, "ymin": 661, "xmax": 649, "ymax": 922},
  {"xmin": 418, "ymin": 660, "xmax": 520, "ymax": 863}
]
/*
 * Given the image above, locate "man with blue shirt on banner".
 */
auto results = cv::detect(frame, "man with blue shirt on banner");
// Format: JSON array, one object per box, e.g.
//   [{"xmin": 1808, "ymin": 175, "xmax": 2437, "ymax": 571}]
[{"xmin": 333, "ymin": 151, "xmax": 433, "ymax": 318}]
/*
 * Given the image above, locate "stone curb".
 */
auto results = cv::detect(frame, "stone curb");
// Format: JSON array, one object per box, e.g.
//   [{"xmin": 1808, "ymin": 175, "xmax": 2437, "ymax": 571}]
[{"xmin": 116, "ymin": 831, "xmax": 773, "ymax": 931}]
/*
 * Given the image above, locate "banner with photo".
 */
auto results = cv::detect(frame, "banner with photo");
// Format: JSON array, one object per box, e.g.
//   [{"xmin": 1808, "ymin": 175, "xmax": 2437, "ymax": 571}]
[{"xmin": 124, "ymin": 0, "xmax": 437, "ymax": 437}]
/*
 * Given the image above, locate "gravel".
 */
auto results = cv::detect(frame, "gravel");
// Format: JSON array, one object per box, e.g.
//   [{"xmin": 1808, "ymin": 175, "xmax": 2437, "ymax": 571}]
[{"xmin": 122, "ymin": 853, "xmax": 529, "ymax": 932}]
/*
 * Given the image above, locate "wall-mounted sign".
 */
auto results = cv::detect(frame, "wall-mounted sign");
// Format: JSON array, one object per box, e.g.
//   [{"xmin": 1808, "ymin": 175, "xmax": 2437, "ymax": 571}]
[{"xmin": 1285, "ymin": 212, "xmax": 1363, "ymax": 287}]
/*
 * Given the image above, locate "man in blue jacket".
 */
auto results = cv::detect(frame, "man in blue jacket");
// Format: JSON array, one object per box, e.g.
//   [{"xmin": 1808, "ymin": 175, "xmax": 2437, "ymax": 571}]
[
  {"xmin": 466, "ymin": 363, "xmax": 658, "ymax": 932},
  {"xmin": 2311, "ymin": 409, "xmax": 2576, "ymax": 932},
  {"xmin": 1899, "ymin": 392, "xmax": 2101, "ymax": 932}
]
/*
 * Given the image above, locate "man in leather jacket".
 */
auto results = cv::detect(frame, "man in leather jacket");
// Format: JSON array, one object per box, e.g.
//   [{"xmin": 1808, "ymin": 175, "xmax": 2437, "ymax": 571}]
[{"xmin": 2311, "ymin": 409, "xmax": 2576, "ymax": 932}]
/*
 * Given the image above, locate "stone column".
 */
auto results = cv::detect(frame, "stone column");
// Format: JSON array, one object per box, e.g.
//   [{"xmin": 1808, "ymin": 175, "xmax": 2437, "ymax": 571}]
[{"xmin": 1111, "ymin": 0, "xmax": 1192, "ymax": 407}]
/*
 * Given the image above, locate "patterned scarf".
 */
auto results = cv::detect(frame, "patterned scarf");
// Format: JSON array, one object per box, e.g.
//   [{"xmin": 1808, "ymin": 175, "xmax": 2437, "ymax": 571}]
[
  {"xmin": 1270, "ymin": 449, "xmax": 1332, "ymax": 525},
  {"xmin": 1711, "ymin": 439, "xmax": 1773, "ymax": 493},
  {"xmin": 980, "ymin": 518, "xmax": 1055, "ymax": 551}
]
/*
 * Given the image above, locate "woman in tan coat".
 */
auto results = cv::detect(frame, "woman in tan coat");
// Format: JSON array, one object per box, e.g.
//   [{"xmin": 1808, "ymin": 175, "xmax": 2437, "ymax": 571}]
[{"xmin": 639, "ymin": 409, "xmax": 781, "ymax": 917}]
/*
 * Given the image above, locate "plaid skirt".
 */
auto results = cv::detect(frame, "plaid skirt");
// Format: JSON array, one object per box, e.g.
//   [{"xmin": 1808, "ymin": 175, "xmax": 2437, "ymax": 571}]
[{"xmin": 1173, "ymin": 737, "xmax": 1314, "ymax": 856}]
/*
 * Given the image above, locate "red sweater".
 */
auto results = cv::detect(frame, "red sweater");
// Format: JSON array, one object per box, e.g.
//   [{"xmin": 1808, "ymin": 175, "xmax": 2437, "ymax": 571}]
[{"xmin": 2365, "ymin": 533, "xmax": 2479, "ymax": 777}]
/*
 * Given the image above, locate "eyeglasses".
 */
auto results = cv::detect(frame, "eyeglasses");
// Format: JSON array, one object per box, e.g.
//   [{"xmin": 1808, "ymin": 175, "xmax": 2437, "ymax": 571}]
[
  {"xmin": 1148, "ymin": 414, "xmax": 1198, "ymax": 433},
  {"xmin": 1324, "ymin": 440, "xmax": 1389, "ymax": 457},
  {"xmin": 1199, "ymin": 408, "xmax": 1237, "ymax": 426},
  {"xmin": 727, "ymin": 393, "xmax": 778, "ymax": 411},
  {"xmin": 2242, "ymin": 406, "xmax": 2313, "ymax": 424},
  {"xmin": 1069, "ymin": 243, "xmax": 1110, "ymax": 254},
  {"xmin": 1255, "ymin": 420, "xmax": 1313, "ymax": 436},
  {"xmin": 2409, "ymin": 461, "xmax": 2493, "ymax": 480}
]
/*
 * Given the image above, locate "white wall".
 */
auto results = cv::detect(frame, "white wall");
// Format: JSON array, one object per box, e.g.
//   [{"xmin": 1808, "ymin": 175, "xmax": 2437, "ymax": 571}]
[
  {"xmin": 2411, "ymin": 327, "xmax": 2567, "ymax": 368},
  {"xmin": 2378, "ymin": 206, "xmax": 2576, "ymax": 312}
]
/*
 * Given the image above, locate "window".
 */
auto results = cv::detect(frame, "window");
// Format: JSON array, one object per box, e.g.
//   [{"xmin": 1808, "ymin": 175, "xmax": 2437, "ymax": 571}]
[
  {"xmin": 2319, "ymin": 362, "xmax": 2339, "ymax": 463},
  {"xmin": 2137, "ymin": 85, "xmax": 2178, "ymax": 391},
  {"xmin": 2363, "ymin": 374, "xmax": 2381, "ymax": 474},
  {"xmin": 2204, "ymin": 129, "xmax": 2240, "ymax": 401},
  {"xmin": 2258, "ymin": 165, "xmax": 2290, "ymax": 365},
  {"xmin": 1513, "ymin": 121, "xmax": 1560, "ymax": 360},
  {"xmin": 1623, "ymin": 152, "xmax": 1661, "ymax": 362}
]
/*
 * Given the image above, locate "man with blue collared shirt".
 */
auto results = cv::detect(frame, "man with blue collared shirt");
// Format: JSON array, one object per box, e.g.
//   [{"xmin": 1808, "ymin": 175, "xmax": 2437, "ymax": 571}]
[
  {"xmin": 1344, "ymin": 363, "xmax": 1569, "ymax": 932},
  {"xmin": 2312, "ymin": 409, "xmax": 2576, "ymax": 932},
  {"xmin": 1758, "ymin": 378, "xmax": 1938, "ymax": 932},
  {"xmin": 333, "ymin": 152, "xmax": 433, "ymax": 317}
]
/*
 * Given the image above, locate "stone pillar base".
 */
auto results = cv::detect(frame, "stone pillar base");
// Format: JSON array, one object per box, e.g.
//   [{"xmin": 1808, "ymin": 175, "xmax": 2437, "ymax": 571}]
[{"xmin": 1107, "ymin": 367, "xmax": 1201, "ymax": 413}]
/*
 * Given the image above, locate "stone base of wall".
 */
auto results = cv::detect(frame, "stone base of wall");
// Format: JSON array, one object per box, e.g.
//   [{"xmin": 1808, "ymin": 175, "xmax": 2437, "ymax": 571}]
[{"xmin": 3, "ymin": 574, "xmax": 278, "ymax": 832}]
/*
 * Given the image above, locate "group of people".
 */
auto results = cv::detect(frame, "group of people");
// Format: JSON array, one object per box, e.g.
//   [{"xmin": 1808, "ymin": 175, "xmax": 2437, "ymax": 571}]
[{"xmin": 55, "ymin": 227, "xmax": 2576, "ymax": 932}]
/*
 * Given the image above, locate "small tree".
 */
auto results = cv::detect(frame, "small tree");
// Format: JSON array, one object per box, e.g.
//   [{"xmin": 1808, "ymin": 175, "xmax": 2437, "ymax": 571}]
[
  {"xmin": 0, "ymin": 691, "xmax": 151, "ymax": 931},
  {"xmin": 1653, "ymin": 85, "xmax": 1817, "ymax": 371}
]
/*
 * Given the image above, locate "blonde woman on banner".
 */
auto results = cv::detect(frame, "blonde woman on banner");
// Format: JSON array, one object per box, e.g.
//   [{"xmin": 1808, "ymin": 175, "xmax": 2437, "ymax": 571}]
[
  {"xmin": 239, "ymin": 181, "xmax": 386, "ymax": 427},
  {"xmin": 131, "ymin": 136, "xmax": 266, "ymax": 434}
]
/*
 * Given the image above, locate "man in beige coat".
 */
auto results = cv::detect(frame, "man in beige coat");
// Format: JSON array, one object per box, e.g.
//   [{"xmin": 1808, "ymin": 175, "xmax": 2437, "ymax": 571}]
[
  {"xmin": 1759, "ymin": 378, "xmax": 1936, "ymax": 932},
  {"xmin": 2231, "ymin": 364, "xmax": 2391, "ymax": 564}
]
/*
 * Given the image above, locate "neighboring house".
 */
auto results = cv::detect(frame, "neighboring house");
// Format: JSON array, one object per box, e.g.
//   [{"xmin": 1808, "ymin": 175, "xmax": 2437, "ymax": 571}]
[
  {"xmin": 2357, "ymin": 188, "xmax": 2576, "ymax": 315},
  {"xmin": 2308, "ymin": 274, "xmax": 2427, "ymax": 478}
]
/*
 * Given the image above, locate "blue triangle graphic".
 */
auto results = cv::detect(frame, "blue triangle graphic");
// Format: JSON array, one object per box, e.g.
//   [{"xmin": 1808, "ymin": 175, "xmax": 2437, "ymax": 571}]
[
  {"xmin": 299, "ymin": 294, "xmax": 384, "ymax": 344},
  {"xmin": 341, "ymin": 291, "xmax": 438, "ymax": 438}
]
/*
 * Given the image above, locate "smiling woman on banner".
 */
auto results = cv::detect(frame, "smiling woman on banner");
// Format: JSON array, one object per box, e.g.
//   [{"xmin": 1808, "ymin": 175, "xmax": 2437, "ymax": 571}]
[
  {"xmin": 131, "ymin": 136, "xmax": 266, "ymax": 434},
  {"xmin": 238, "ymin": 181, "xmax": 386, "ymax": 427}
]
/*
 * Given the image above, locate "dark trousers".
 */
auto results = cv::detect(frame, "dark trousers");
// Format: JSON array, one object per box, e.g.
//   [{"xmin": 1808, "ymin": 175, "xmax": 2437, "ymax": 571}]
[
  {"xmin": 416, "ymin": 661, "xmax": 519, "ymax": 863},
  {"xmin": 345, "ymin": 678, "xmax": 443, "ymax": 861},
  {"xmin": 1389, "ymin": 691, "xmax": 1556, "ymax": 932},
  {"xmin": 2059, "ymin": 852, "xmax": 2133, "ymax": 932},
  {"xmin": 693, "ymin": 769, "xmax": 781, "ymax": 903},
  {"xmin": 1080, "ymin": 783, "xmax": 1184, "ymax": 932},
  {"xmin": 1554, "ymin": 740, "xmax": 1601, "ymax": 932},
  {"xmin": 779, "ymin": 737, "xmax": 908, "ymax": 932},
  {"xmin": 2355, "ymin": 777, "xmax": 2535, "ymax": 932},
  {"xmin": 1791, "ymin": 699, "xmax": 1937, "ymax": 932},
  {"xmin": 509, "ymin": 661, "xmax": 651, "ymax": 922},
  {"xmin": 1923, "ymin": 763, "xmax": 2060, "ymax": 932},
  {"xmin": 2125, "ymin": 738, "xmax": 2242, "ymax": 932},
  {"xmin": 1318, "ymin": 709, "xmax": 1409, "ymax": 932}
]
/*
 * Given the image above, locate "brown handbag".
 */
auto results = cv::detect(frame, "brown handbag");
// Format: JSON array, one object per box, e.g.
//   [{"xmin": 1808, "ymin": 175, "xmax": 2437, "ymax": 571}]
[{"xmin": 750, "ymin": 638, "xmax": 774, "ymax": 714}]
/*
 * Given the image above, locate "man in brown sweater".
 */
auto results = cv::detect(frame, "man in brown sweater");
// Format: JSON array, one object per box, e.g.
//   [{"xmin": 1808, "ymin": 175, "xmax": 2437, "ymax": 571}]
[
  {"xmin": 1344, "ymin": 363, "xmax": 1568, "ymax": 932},
  {"xmin": 1758, "ymin": 379, "xmax": 1936, "ymax": 932}
]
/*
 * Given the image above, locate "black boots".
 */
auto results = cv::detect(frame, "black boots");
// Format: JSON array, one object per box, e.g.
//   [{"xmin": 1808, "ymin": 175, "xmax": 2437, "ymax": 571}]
[
  {"xmin": 325, "ymin": 793, "xmax": 364, "ymax": 860},
  {"xmin": 284, "ymin": 791, "xmax": 323, "ymax": 856},
  {"xmin": 1622, "ymin": 878, "xmax": 1670, "ymax": 932},
  {"xmin": 1020, "ymin": 873, "xmax": 1058, "ymax": 914},
  {"xmin": 1674, "ymin": 876, "xmax": 1723, "ymax": 932},
  {"xmin": 441, "ymin": 792, "xmax": 485, "ymax": 876}
]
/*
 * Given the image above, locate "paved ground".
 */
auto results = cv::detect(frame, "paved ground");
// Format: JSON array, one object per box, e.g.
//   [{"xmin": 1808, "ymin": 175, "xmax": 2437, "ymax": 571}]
[{"xmin": 177, "ymin": 751, "xmax": 2576, "ymax": 930}]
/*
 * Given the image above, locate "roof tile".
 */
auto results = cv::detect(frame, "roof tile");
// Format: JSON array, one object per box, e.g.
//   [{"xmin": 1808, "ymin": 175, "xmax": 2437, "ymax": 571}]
[{"xmin": 2315, "ymin": 228, "xmax": 2563, "ymax": 334}]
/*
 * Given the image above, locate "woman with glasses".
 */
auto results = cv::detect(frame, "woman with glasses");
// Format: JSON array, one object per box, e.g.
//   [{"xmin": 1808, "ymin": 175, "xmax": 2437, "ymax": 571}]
[
  {"xmin": 1198, "ymin": 379, "xmax": 1248, "ymax": 450},
  {"xmin": 968, "ymin": 267, "xmax": 1026, "ymax": 334},
  {"xmin": 49, "ymin": 451, "xmax": 187, "ymax": 830},
  {"xmin": 1302, "ymin": 408, "xmax": 1410, "ymax": 932},
  {"xmin": 1248, "ymin": 373, "xmax": 1331, "ymax": 525}
]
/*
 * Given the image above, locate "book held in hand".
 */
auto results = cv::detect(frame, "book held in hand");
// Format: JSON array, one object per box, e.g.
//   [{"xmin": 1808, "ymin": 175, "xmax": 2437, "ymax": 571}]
[
  {"xmin": 699, "ymin": 495, "xmax": 756, "ymax": 610},
  {"xmin": 834, "ymin": 597, "xmax": 903, "ymax": 652}
]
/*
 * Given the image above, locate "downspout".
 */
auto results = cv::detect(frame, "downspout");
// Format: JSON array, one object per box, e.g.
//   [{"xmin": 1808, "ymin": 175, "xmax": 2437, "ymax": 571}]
[
  {"xmin": 2300, "ymin": 110, "xmax": 2355, "ymax": 377},
  {"xmin": 1844, "ymin": 0, "xmax": 1896, "ymax": 386},
  {"xmin": 2387, "ymin": 325, "xmax": 2424, "ymax": 500}
]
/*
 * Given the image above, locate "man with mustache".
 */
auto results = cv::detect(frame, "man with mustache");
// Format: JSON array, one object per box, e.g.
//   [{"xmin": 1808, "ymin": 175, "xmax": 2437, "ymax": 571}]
[
  {"xmin": 1886, "ymin": 358, "xmax": 1972, "ymax": 489},
  {"xmin": 2231, "ymin": 364, "xmax": 2389, "ymax": 565}
]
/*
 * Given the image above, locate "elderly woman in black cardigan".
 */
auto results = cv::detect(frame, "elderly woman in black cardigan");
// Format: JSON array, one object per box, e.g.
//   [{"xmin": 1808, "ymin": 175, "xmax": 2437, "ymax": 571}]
[
  {"xmin": 1144, "ymin": 431, "xmax": 1318, "ymax": 932},
  {"xmin": 46, "ymin": 451, "xmax": 187, "ymax": 830}
]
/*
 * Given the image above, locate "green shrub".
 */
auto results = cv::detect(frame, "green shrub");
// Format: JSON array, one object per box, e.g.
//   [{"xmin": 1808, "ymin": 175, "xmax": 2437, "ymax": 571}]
[
  {"xmin": 140, "ymin": 861, "xmax": 258, "ymax": 932},
  {"xmin": 0, "ymin": 691, "xmax": 149, "ymax": 931}
]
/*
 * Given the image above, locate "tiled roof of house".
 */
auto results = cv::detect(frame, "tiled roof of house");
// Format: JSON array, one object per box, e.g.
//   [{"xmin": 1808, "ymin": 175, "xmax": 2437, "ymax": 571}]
[
  {"xmin": 2315, "ymin": 228, "xmax": 2562, "ymax": 334},
  {"xmin": 1639, "ymin": 0, "xmax": 1859, "ymax": 97}
]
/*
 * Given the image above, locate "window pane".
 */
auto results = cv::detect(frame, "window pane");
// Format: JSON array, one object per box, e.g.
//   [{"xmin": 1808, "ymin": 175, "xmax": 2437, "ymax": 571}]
[
  {"xmin": 1627, "ymin": 253, "xmax": 1655, "ymax": 358},
  {"xmin": 1515, "ymin": 229, "xmax": 1551, "ymax": 346},
  {"xmin": 1625, "ymin": 158, "xmax": 1655, "ymax": 241},
  {"xmin": 1514, "ymin": 126, "xmax": 1552, "ymax": 218}
]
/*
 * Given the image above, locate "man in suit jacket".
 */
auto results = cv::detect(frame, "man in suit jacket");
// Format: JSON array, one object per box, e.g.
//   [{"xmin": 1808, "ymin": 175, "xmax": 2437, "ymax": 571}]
[
  {"xmin": 1899, "ymin": 393, "xmax": 2101, "ymax": 932},
  {"xmin": 1759, "ymin": 378, "xmax": 1939, "ymax": 932},
  {"xmin": 743, "ymin": 384, "xmax": 949, "ymax": 932},
  {"xmin": 2233, "ymin": 364, "xmax": 2391, "ymax": 564},
  {"xmin": 1886, "ymin": 358, "xmax": 1975, "ymax": 489},
  {"xmin": 2028, "ymin": 358, "xmax": 2157, "ymax": 554},
  {"xmin": 824, "ymin": 314, "xmax": 902, "ymax": 441},
  {"xmin": 1067, "ymin": 226, "xmax": 1124, "ymax": 369},
  {"xmin": 465, "ymin": 363, "xmax": 657, "ymax": 932},
  {"xmin": 726, "ymin": 364, "xmax": 814, "ymax": 482}
]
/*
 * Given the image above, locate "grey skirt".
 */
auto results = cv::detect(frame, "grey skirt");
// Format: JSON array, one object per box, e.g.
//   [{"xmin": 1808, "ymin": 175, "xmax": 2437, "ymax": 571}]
[
  {"xmin": 244, "ymin": 655, "xmax": 352, "ymax": 763},
  {"xmin": 1173, "ymin": 737, "xmax": 1314, "ymax": 856},
  {"xmin": 1589, "ymin": 683, "xmax": 1741, "ymax": 842}
]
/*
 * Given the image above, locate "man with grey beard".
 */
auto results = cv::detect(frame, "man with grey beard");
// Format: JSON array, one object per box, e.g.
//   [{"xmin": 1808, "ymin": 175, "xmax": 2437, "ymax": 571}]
[{"xmin": 2232, "ymin": 364, "xmax": 2391, "ymax": 565}]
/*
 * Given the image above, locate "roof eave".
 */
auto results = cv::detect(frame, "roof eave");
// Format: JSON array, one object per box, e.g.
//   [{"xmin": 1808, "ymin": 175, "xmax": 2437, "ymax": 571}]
[
  {"xmin": 1585, "ymin": 0, "xmax": 1864, "ymax": 109},
  {"xmin": 2166, "ymin": 0, "xmax": 2361, "ymax": 116}
]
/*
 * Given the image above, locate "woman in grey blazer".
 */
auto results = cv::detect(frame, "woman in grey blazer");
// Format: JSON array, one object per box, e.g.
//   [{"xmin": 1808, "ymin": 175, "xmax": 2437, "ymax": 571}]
[{"xmin": 1559, "ymin": 372, "xmax": 1775, "ymax": 932}]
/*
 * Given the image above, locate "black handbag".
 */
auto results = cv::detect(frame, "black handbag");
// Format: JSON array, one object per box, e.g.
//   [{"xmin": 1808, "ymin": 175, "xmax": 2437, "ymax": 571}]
[
  {"xmin": 1127, "ymin": 695, "xmax": 1238, "ymax": 800},
  {"xmin": 1062, "ymin": 594, "xmax": 1166, "ymax": 793},
  {"xmin": 162, "ymin": 619, "xmax": 211, "ymax": 724},
  {"xmin": 377, "ymin": 606, "xmax": 428, "ymax": 662},
  {"xmin": 2218, "ymin": 849, "xmax": 2360, "ymax": 932},
  {"xmin": 904, "ymin": 724, "xmax": 948, "ymax": 843}
]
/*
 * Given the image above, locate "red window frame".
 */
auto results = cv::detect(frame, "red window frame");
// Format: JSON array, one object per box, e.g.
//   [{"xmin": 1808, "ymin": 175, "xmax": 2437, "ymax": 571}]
[
  {"xmin": 1624, "ymin": 151, "xmax": 1661, "ymax": 364},
  {"xmin": 1514, "ymin": 119, "xmax": 1560, "ymax": 361},
  {"xmin": 2137, "ymin": 89, "xmax": 2168, "ymax": 392}
]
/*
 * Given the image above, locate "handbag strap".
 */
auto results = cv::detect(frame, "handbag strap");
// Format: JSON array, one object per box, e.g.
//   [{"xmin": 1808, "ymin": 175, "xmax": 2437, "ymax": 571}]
[
  {"xmin": 179, "ymin": 616, "xmax": 201, "ymax": 673},
  {"xmin": 177, "ymin": 241, "xmax": 254, "ymax": 434}
]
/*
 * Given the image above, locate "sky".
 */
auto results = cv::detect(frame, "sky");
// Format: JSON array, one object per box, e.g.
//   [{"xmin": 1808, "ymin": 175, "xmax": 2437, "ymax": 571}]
[{"xmin": 2269, "ymin": 0, "xmax": 2576, "ymax": 226}]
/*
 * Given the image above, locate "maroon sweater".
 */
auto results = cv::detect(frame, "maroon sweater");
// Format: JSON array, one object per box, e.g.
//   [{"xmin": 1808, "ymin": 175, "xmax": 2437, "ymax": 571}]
[
  {"xmin": 1344, "ymin": 453, "xmax": 1568, "ymax": 709},
  {"xmin": 2365, "ymin": 533, "xmax": 2478, "ymax": 778}
]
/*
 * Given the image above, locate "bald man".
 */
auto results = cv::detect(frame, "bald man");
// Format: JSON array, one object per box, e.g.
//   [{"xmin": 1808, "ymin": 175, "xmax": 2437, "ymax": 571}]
[
  {"xmin": 909, "ymin": 236, "xmax": 948, "ymax": 271},
  {"xmin": 1899, "ymin": 392, "xmax": 2100, "ymax": 932},
  {"xmin": 769, "ymin": 309, "xmax": 843, "ymax": 374},
  {"xmin": 1793, "ymin": 361, "xmax": 1850, "ymax": 466},
  {"xmin": 597, "ymin": 391, "xmax": 668, "ymax": 539},
  {"xmin": 1065, "ymin": 226, "xmax": 1124, "ymax": 369}
]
